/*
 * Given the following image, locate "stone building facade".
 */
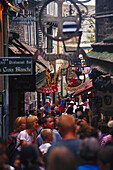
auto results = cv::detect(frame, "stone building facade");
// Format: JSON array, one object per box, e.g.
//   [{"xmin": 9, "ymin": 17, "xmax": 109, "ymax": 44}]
[{"xmin": 96, "ymin": 0, "xmax": 113, "ymax": 42}]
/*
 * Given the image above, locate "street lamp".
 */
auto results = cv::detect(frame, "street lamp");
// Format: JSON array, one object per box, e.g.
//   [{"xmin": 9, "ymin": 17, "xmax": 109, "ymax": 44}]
[
  {"xmin": 62, "ymin": 20, "xmax": 83, "ymax": 53},
  {"xmin": 62, "ymin": 3, "xmax": 83, "ymax": 53}
]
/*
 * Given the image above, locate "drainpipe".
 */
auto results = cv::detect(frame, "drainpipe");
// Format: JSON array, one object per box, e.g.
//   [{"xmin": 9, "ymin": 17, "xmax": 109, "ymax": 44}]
[
  {"xmin": 95, "ymin": 0, "xmax": 98, "ymax": 42},
  {"xmin": 0, "ymin": 3, "xmax": 4, "ymax": 137},
  {"xmin": 3, "ymin": 5, "xmax": 9, "ymax": 140}
]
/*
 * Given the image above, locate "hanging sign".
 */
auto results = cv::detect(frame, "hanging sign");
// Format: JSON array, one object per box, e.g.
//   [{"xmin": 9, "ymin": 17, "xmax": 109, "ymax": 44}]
[
  {"xmin": 66, "ymin": 65, "xmax": 91, "ymax": 87},
  {"xmin": 37, "ymin": 83, "xmax": 58, "ymax": 93},
  {"xmin": 61, "ymin": 68, "xmax": 67, "ymax": 76},
  {"xmin": 66, "ymin": 65, "xmax": 82, "ymax": 87}
]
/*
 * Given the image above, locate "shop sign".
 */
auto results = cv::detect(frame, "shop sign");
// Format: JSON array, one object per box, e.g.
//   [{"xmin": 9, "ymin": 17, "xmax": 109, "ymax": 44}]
[
  {"xmin": 37, "ymin": 83, "xmax": 57, "ymax": 93},
  {"xmin": 12, "ymin": 17, "xmax": 34, "ymax": 21},
  {"xmin": 0, "ymin": 57, "xmax": 33, "ymax": 75}
]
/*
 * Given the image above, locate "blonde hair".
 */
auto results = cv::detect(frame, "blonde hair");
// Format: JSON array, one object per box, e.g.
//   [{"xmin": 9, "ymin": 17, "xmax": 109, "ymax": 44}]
[
  {"xmin": 54, "ymin": 106, "xmax": 59, "ymax": 111},
  {"xmin": 41, "ymin": 129, "xmax": 52, "ymax": 141},
  {"xmin": 14, "ymin": 116, "xmax": 26, "ymax": 132},
  {"xmin": 58, "ymin": 115, "xmax": 75, "ymax": 134},
  {"xmin": 26, "ymin": 116, "xmax": 38, "ymax": 129}
]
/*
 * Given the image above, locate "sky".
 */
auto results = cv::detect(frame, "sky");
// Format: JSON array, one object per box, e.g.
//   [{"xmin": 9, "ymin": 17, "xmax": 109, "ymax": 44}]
[
  {"xmin": 64, "ymin": 0, "xmax": 95, "ymax": 6},
  {"xmin": 84, "ymin": 0, "xmax": 95, "ymax": 5}
]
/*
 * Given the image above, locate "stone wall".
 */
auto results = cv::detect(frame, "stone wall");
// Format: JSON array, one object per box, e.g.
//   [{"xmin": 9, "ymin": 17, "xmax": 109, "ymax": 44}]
[
  {"xmin": 9, "ymin": 15, "xmax": 25, "ymax": 42},
  {"xmin": 96, "ymin": 0, "xmax": 113, "ymax": 42}
]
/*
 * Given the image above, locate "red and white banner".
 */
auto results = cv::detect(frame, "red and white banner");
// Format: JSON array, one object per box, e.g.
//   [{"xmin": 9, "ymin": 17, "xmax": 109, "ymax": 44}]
[{"xmin": 36, "ymin": 83, "xmax": 58, "ymax": 93}]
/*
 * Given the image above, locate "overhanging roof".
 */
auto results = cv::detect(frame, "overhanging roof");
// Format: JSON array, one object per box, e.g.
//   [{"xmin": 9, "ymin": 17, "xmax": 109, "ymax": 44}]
[
  {"xmin": 9, "ymin": 39, "xmax": 37, "ymax": 57},
  {"xmin": 86, "ymin": 50, "xmax": 113, "ymax": 75},
  {"xmin": 88, "ymin": 51, "xmax": 113, "ymax": 62}
]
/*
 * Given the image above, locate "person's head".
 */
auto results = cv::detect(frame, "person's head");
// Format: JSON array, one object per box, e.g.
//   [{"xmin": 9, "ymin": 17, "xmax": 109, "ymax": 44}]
[
  {"xmin": 14, "ymin": 116, "xmax": 26, "ymax": 132},
  {"xmin": 54, "ymin": 106, "xmax": 59, "ymax": 112},
  {"xmin": 47, "ymin": 146, "xmax": 76, "ymax": 170},
  {"xmin": 98, "ymin": 145, "xmax": 113, "ymax": 170},
  {"xmin": 55, "ymin": 101, "xmax": 59, "ymax": 106},
  {"xmin": 33, "ymin": 109, "xmax": 38, "ymax": 116},
  {"xmin": 70, "ymin": 101, "xmax": 74, "ymax": 107},
  {"xmin": 39, "ymin": 101, "xmax": 43, "ymax": 108},
  {"xmin": 25, "ymin": 110, "xmax": 29, "ymax": 116},
  {"xmin": 57, "ymin": 115, "xmax": 75, "ymax": 138},
  {"xmin": 45, "ymin": 102, "xmax": 49, "ymax": 107},
  {"xmin": 51, "ymin": 106, "xmax": 54, "ymax": 111},
  {"xmin": 29, "ymin": 109, "xmax": 37, "ymax": 116},
  {"xmin": 79, "ymin": 137, "xmax": 99, "ymax": 164},
  {"xmin": 0, "ymin": 137, "xmax": 8, "ymax": 169},
  {"xmin": 20, "ymin": 144, "xmax": 44, "ymax": 170},
  {"xmin": 39, "ymin": 107, "xmax": 45, "ymax": 119},
  {"xmin": 41, "ymin": 129, "xmax": 53, "ymax": 143},
  {"xmin": 100, "ymin": 123, "xmax": 109, "ymax": 134},
  {"xmin": 77, "ymin": 123, "xmax": 98, "ymax": 139},
  {"xmin": 59, "ymin": 96, "xmax": 62, "ymax": 99},
  {"xmin": 40, "ymin": 107, "xmax": 45, "ymax": 113},
  {"xmin": 76, "ymin": 111, "xmax": 83, "ymax": 119},
  {"xmin": 26, "ymin": 116, "xmax": 38, "ymax": 131},
  {"xmin": 108, "ymin": 120, "xmax": 113, "ymax": 128},
  {"xmin": 55, "ymin": 110, "xmax": 61, "ymax": 116},
  {"xmin": 54, "ymin": 116, "xmax": 60, "ymax": 129},
  {"xmin": 43, "ymin": 116, "xmax": 54, "ymax": 129},
  {"xmin": 48, "ymin": 111, "xmax": 52, "ymax": 117}
]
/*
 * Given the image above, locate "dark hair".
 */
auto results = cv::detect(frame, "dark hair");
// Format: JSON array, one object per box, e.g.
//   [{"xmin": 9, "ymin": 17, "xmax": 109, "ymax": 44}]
[
  {"xmin": 20, "ymin": 144, "xmax": 44, "ymax": 169},
  {"xmin": 77, "ymin": 124, "xmax": 98, "ymax": 139},
  {"xmin": 51, "ymin": 106, "xmax": 54, "ymax": 110},
  {"xmin": 56, "ymin": 110, "xmax": 61, "ymax": 116},
  {"xmin": 100, "ymin": 123, "xmax": 109, "ymax": 134},
  {"xmin": 79, "ymin": 137, "xmax": 99, "ymax": 162},
  {"xmin": 99, "ymin": 145, "xmax": 113, "ymax": 170},
  {"xmin": 42, "ymin": 116, "xmax": 52, "ymax": 127}
]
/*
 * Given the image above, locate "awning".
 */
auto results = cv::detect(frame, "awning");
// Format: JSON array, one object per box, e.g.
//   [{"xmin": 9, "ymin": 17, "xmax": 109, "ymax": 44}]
[
  {"xmin": 34, "ymin": 50, "xmax": 51, "ymax": 72},
  {"xmin": 86, "ymin": 50, "xmax": 113, "ymax": 74},
  {"xmin": 35, "ymin": 63, "xmax": 46, "ymax": 89},
  {"xmin": 8, "ymin": 38, "xmax": 48, "ymax": 90},
  {"xmin": 9, "ymin": 39, "xmax": 51, "ymax": 71},
  {"xmin": 73, "ymin": 79, "xmax": 93, "ymax": 96}
]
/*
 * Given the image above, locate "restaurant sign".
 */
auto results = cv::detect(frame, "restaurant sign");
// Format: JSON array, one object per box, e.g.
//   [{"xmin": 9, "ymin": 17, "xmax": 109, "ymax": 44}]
[
  {"xmin": 0, "ymin": 57, "xmax": 33, "ymax": 75},
  {"xmin": 37, "ymin": 83, "xmax": 58, "ymax": 93}
]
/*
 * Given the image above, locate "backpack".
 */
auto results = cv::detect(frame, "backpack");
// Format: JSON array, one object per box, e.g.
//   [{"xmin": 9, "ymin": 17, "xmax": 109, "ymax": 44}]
[{"xmin": 7, "ymin": 133, "xmax": 20, "ymax": 165}]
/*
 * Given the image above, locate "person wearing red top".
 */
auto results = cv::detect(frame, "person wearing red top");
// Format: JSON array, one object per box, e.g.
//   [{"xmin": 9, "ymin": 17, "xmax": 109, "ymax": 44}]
[{"xmin": 8, "ymin": 116, "xmax": 26, "ymax": 145}]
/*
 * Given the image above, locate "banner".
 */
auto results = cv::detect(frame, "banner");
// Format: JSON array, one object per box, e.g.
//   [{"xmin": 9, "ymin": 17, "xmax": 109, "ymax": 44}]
[
  {"xmin": 64, "ymin": 79, "xmax": 92, "ymax": 93},
  {"xmin": 36, "ymin": 83, "xmax": 57, "ymax": 93}
]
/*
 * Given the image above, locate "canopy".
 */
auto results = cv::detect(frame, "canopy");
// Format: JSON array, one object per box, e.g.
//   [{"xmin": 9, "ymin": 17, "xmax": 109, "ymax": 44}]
[{"xmin": 73, "ymin": 79, "xmax": 93, "ymax": 96}]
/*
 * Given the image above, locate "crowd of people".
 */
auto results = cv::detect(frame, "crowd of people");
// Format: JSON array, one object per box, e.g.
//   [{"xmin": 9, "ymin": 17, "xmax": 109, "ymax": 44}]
[{"xmin": 1, "ymin": 95, "xmax": 113, "ymax": 169}]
